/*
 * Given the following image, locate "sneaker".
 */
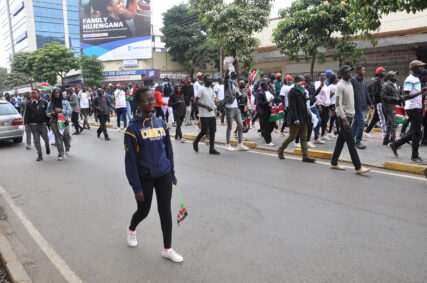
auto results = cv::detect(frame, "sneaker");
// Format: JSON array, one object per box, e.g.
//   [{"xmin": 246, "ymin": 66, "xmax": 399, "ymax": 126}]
[
  {"xmin": 294, "ymin": 142, "xmax": 301, "ymax": 148},
  {"xmin": 237, "ymin": 143, "xmax": 249, "ymax": 151},
  {"xmin": 26, "ymin": 145, "xmax": 31, "ymax": 150},
  {"xmin": 46, "ymin": 146, "xmax": 51, "ymax": 155},
  {"xmin": 65, "ymin": 149, "xmax": 70, "ymax": 156},
  {"xmin": 180, "ymin": 138, "xmax": 186, "ymax": 143},
  {"xmin": 277, "ymin": 150, "xmax": 285, "ymax": 160},
  {"xmin": 411, "ymin": 157, "xmax": 426, "ymax": 165},
  {"xmin": 313, "ymin": 139, "xmax": 325, "ymax": 144},
  {"xmin": 209, "ymin": 149, "xmax": 220, "ymax": 155},
  {"xmin": 36, "ymin": 155, "xmax": 43, "ymax": 162},
  {"xmin": 330, "ymin": 164, "xmax": 346, "ymax": 170},
  {"xmin": 225, "ymin": 144, "xmax": 235, "ymax": 151},
  {"xmin": 363, "ymin": 132, "xmax": 373, "ymax": 138},
  {"xmin": 265, "ymin": 142, "xmax": 275, "ymax": 146},
  {"xmin": 302, "ymin": 156, "xmax": 316, "ymax": 163},
  {"xmin": 355, "ymin": 167, "xmax": 371, "ymax": 174},
  {"xmin": 321, "ymin": 135, "xmax": 330, "ymax": 141},
  {"xmin": 127, "ymin": 228, "xmax": 137, "ymax": 247},
  {"xmin": 193, "ymin": 142, "xmax": 198, "ymax": 153},
  {"xmin": 105, "ymin": 137, "xmax": 111, "ymax": 141},
  {"xmin": 327, "ymin": 133, "xmax": 336, "ymax": 139},
  {"xmin": 307, "ymin": 142, "xmax": 316, "ymax": 148},
  {"xmin": 58, "ymin": 156, "xmax": 64, "ymax": 161},
  {"xmin": 355, "ymin": 142, "xmax": 366, "ymax": 150},
  {"xmin": 161, "ymin": 248, "xmax": 183, "ymax": 263}
]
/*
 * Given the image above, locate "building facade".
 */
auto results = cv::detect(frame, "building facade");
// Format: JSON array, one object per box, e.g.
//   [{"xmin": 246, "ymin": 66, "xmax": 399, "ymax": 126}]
[
  {"xmin": 0, "ymin": 0, "xmax": 80, "ymax": 67},
  {"xmin": 253, "ymin": 10, "xmax": 427, "ymax": 81}
]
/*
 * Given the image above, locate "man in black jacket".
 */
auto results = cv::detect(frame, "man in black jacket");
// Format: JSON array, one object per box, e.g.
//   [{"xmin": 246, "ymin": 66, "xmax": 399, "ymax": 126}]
[
  {"xmin": 277, "ymin": 75, "xmax": 315, "ymax": 163},
  {"xmin": 381, "ymin": 71, "xmax": 402, "ymax": 145},
  {"xmin": 182, "ymin": 78, "xmax": 194, "ymax": 126},
  {"xmin": 365, "ymin": 67, "xmax": 386, "ymax": 135},
  {"xmin": 256, "ymin": 80, "xmax": 275, "ymax": 146},
  {"xmin": 92, "ymin": 89, "xmax": 114, "ymax": 141},
  {"xmin": 24, "ymin": 89, "xmax": 50, "ymax": 161}
]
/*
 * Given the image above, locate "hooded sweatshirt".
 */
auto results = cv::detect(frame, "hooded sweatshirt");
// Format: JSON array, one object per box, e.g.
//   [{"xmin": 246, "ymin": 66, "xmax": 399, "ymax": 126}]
[{"xmin": 124, "ymin": 114, "xmax": 175, "ymax": 193}]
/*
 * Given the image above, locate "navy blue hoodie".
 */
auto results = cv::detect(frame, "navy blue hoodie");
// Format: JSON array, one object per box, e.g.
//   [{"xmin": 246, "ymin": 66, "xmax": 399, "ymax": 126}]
[{"xmin": 124, "ymin": 114, "xmax": 175, "ymax": 193}]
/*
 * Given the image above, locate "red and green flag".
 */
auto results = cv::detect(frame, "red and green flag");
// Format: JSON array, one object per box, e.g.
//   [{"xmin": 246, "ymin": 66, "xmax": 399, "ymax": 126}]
[
  {"xmin": 269, "ymin": 104, "xmax": 285, "ymax": 122},
  {"xmin": 175, "ymin": 186, "xmax": 188, "ymax": 225},
  {"xmin": 396, "ymin": 106, "xmax": 408, "ymax": 124},
  {"xmin": 41, "ymin": 83, "xmax": 53, "ymax": 91},
  {"xmin": 250, "ymin": 70, "xmax": 261, "ymax": 81},
  {"xmin": 57, "ymin": 113, "xmax": 67, "ymax": 134}
]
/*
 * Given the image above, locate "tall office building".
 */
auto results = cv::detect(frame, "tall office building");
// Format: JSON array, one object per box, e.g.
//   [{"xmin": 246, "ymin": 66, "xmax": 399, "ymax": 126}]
[{"xmin": 0, "ymin": 0, "xmax": 80, "ymax": 67}]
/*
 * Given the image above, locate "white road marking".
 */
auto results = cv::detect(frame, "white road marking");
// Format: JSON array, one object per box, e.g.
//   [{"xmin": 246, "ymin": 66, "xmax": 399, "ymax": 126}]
[
  {"xmin": 0, "ymin": 184, "xmax": 83, "ymax": 283},
  {"xmin": 216, "ymin": 145, "xmax": 425, "ymax": 181}
]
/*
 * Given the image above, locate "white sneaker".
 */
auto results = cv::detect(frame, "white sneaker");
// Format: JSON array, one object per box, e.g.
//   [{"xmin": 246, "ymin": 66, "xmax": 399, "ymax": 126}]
[
  {"xmin": 161, "ymin": 248, "xmax": 183, "ymax": 263},
  {"xmin": 313, "ymin": 139, "xmax": 325, "ymax": 144},
  {"xmin": 363, "ymin": 132, "xmax": 373, "ymax": 138},
  {"xmin": 265, "ymin": 142, "xmax": 275, "ymax": 146},
  {"xmin": 237, "ymin": 143, "xmax": 249, "ymax": 151},
  {"xmin": 294, "ymin": 142, "xmax": 301, "ymax": 148},
  {"xmin": 127, "ymin": 228, "xmax": 137, "ymax": 247},
  {"xmin": 327, "ymin": 133, "xmax": 336, "ymax": 139},
  {"xmin": 180, "ymin": 138, "xmax": 186, "ymax": 143},
  {"xmin": 225, "ymin": 144, "xmax": 235, "ymax": 151},
  {"xmin": 321, "ymin": 135, "xmax": 331, "ymax": 141},
  {"xmin": 307, "ymin": 142, "xmax": 316, "ymax": 148}
]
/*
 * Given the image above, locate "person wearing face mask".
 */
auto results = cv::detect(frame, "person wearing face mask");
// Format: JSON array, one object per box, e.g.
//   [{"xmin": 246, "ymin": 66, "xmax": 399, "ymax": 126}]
[
  {"xmin": 193, "ymin": 75, "xmax": 220, "ymax": 155},
  {"xmin": 223, "ymin": 71, "xmax": 249, "ymax": 151},
  {"xmin": 277, "ymin": 75, "xmax": 315, "ymax": 163}
]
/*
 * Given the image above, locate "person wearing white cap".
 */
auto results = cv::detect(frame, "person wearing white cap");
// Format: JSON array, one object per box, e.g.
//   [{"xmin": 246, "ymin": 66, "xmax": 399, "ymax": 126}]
[{"xmin": 389, "ymin": 60, "xmax": 427, "ymax": 164}]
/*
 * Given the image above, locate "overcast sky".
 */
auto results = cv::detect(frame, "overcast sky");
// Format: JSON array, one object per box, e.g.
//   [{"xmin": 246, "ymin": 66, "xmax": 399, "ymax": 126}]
[{"xmin": 0, "ymin": 0, "xmax": 292, "ymax": 68}]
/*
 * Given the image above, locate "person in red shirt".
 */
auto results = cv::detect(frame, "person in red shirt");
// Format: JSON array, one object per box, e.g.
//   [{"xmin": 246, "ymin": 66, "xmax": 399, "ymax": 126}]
[{"xmin": 154, "ymin": 85, "xmax": 167, "ymax": 120}]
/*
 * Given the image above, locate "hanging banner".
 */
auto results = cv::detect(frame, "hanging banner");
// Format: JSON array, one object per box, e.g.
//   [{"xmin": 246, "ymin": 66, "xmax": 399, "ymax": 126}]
[{"xmin": 80, "ymin": 0, "xmax": 152, "ymax": 60}]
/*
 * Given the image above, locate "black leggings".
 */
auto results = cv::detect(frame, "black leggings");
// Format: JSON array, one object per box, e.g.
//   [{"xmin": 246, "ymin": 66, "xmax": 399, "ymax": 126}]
[
  {"xmin": 129, "ymin": 173, "xmax": 173, "ymax": 249},
  {"xmin": 320, "ymin": 105, "xmax": 330, "ymax": 136},
  {"xmin": 175, "ymin": 114, "xmax": 183, "ymax": 140}
]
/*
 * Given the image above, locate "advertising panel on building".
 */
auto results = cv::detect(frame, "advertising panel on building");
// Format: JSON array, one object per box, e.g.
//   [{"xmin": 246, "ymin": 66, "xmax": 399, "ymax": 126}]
[{"xmin": 80, "ymin": 0, "xmax": 152, "ymax": 61}]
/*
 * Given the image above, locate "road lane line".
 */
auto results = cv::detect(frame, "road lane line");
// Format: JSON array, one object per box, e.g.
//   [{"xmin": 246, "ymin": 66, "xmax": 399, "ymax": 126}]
[
  {"xmin": 0, "ymin": 184, "xmax": 83, "ymax": 283},
  {"xmin": 218, "ymin": 145, "xmax": 425, "ymax": 181}
]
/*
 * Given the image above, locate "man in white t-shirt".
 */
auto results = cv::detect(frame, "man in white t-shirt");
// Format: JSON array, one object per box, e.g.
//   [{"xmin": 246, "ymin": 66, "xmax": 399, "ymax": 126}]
[
  {"xmin": 213, "ymin": 78, "xmax": 225, "ymax": 124},
  {"xmin": 79, "ymin": 88, "xmax": 91, "ymax": 129},
  {"xmin": 390, "ymin": 60, "xmax": 427, "ymax": 164},
  {"xmin": 193, "ymin": 75, "xmax": 220, "ymax": 155}
]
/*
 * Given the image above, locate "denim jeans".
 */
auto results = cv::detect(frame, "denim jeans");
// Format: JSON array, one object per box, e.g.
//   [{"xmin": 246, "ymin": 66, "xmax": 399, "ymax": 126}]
[
  {"xmin": 311, "ymin": 106, "xmax": 321, "ymax": 140},
  {"xmin": 225, "ymin": 107, "xmax": 243, "ymax": 144},
  {"xmin": 116, "ymin": 107, "xmax": 127, "ymax": 128},
  {"xmin": 351, "ymin": 108, "xmax": 365, "ymax": 143},
  {"xmin": 126, "ymin": 101, "xmax": 132, "ymax": 121}
]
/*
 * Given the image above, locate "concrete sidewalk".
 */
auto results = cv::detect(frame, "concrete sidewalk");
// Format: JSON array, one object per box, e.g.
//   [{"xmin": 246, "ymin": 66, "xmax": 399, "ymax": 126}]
[{"xmin": 84, "ymin": 115, "xmax": 427, "ymax": 175}]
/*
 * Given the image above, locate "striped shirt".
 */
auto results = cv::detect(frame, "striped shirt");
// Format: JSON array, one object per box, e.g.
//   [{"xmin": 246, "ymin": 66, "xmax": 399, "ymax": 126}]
[{"xmin": 404, "ymin": 74, "xmax": 422, "ymax": 109}]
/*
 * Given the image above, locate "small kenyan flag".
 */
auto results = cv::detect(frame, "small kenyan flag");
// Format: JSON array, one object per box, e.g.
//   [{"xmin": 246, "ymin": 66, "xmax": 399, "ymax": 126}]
[
  {"xmin": 269, "ymin": 104, "xmax": 285, "ymax": 123},
  {"xmin": 250, "ymin": 70, "xmax": 261, "ymax": 81},
  {"xmin": 396, "ymin": 106, "xmax": 408, "ymax": 124},
  {"xmin": 57, "ymin": 113, "xmax": 67, "ymax": 134},
  {"xmin": 175, "ymin": 186, "xmax": 188, "ymax": 225},
  {"xmin": 41, "ymin": 83, "xmax": 53, "ymax": 91}
]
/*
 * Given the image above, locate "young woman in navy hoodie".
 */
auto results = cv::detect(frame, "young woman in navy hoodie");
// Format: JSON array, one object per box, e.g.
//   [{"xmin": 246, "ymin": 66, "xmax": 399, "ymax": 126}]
[{"xmin": 124, "ymin": 87, "xmax": 183, "ymax": 263}]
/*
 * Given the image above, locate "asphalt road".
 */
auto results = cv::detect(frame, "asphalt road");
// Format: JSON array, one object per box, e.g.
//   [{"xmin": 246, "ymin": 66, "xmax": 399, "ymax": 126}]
[{"xmin": 0, "ymin": 129, "xmax": 426, "ymax": 283}]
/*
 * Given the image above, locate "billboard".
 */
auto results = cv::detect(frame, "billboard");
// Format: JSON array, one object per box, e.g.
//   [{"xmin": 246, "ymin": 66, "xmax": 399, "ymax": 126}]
[{"xmin": 80, "ymin": 0, "xmax": 152, "ymax": 60}]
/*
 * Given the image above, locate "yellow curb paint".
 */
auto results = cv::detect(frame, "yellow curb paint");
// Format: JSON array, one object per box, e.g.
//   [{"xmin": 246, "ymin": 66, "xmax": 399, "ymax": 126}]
[{"xmin": 383, "ymin": 161, "xmax": 426, "ymax": 176}]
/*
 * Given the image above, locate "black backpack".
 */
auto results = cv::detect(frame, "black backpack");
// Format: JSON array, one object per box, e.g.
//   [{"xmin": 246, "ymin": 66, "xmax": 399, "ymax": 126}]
[{"xmin": 163, "ymin": 83, "xmax": 172, "ymax": 97}]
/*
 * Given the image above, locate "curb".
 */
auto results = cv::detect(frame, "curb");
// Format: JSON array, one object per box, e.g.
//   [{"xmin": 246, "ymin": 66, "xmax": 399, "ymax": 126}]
[
  {"xmin": 88, "ymin": 122, "xmax": 113, "ymax": 129},
  {"xmin": 180, "ymin": 134, "xmax": 426, "ymax": 176},
  {"xmin": 0, "ymin": 234, "xmax": 32, "ymax": 283}
]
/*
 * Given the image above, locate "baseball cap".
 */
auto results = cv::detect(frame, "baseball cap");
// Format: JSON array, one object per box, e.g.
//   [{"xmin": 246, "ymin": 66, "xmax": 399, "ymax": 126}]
[
  {"xmin": 409, "ymin": 60, "xmax": 426, "ymax": 69},
  {"xmin": 197, "ymin": 72, "xmax": 204, "ymax": 77},
  {"xmin": 375, "ymin": 67, "xmax": 385, "ymax": 75},
  {"xmin": 340, "ymin": 65, "xmax": 354, "ymax": 73},
  {"xmin": 116, "ymin": 83, "xmax": 122, "ymax": 87},
  {"xmin": 275, "ymin": 73, "xmax": 282, "ymax": 78},
  {"xmin": 284, "ymin": 75, "xmax": 294, "ymax": 80},
  {"xmin": 229, "ymin": 71, "xmax": 236, "ymax": 77},
  {"xmin": 387, "ymin": 71, "xmax": 399, "ymax": 76},
  {"xmin": 325, "ymin": 70, "xmax": 334, "ymax": 76}
]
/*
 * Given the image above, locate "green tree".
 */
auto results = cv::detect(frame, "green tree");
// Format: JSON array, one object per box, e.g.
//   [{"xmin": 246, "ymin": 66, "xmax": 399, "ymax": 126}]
[
  {"xmin": 80, "ymin": 55, "xmax": 104, "ymax": 87},
  {"xmin": 189, "ymin": 0, "xmax": 272, "ymax": 74},
  {"xmin": 0, "ymin": 67, "xmax": 8, "ymax": 91},
  {"xmin": 26, "ymin": 42, "xmax": 79, "ymax": 86},
  {"xmin": 162, "ymin": 4, "xmax": 219, "ymax": 78},
  {"xmin": 273, "ymin": 0, "xmax": 373, "ymax": 77},
  {"xmin": 350, "ymin": 0, "xmax": 427, "ymax": 31}
]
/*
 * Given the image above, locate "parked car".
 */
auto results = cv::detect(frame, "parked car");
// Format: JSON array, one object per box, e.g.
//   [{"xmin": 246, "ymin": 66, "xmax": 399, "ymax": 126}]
[{"xmin": 0, "ymin": 100, "xmax": 24, "ymax": 143}]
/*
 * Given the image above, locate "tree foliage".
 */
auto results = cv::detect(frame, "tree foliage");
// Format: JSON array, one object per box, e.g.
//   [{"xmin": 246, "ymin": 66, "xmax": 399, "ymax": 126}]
[
  {"xmin": 349, "ymin": 0, "xmax": 427, "ymax": 31},
  {"xmin": 162, "ymin": 4, "xmax": 219, "ymax": 78},
  {"xmin": 25, "ymin": 42, "xmax": 79, "ymax": 86},
  {"xmin": 273, "ymin": 0, "xmax": 373, "ymax": 76},
  {"xmin": 80, "ymin": 55, "xmax": 104, "ymax": 88},
  {"xmin": 189, "ymin": 0, "xmax": 272, "ymax": 73},
  {"xmin": 2, "ymin": 52, "xmax": 33, "ymax": 88},
  {"xmin": 0, "ymin": 67, "xmax": 8, "ymax": 91}
]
